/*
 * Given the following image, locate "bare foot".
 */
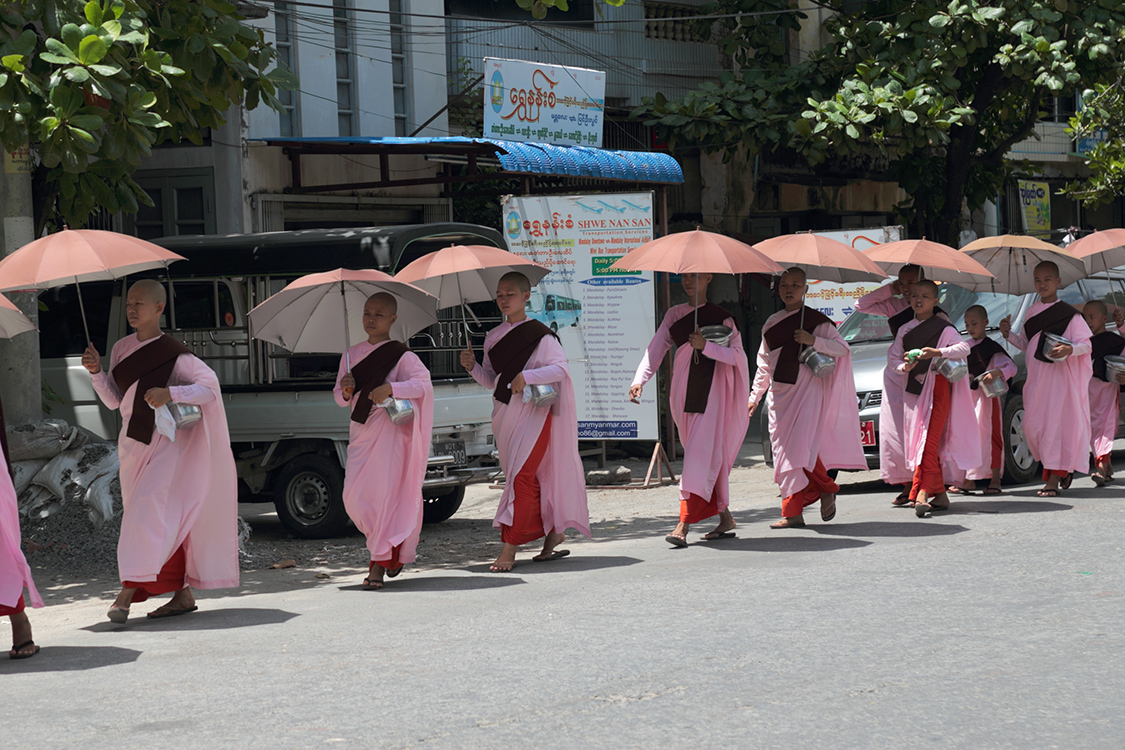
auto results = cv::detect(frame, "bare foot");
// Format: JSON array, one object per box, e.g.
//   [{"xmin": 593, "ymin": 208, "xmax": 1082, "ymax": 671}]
[
  {"xmin": 532, "ymin": 532, "xmax": 567, "ymax": 561},
  {"xmin": 362, "ymin": 566, "xmax": 385, "ymax": 590},
  {"xmin": 490, "ymin": 543, "xmax": 519, "ymax": 572},
  {"xmin": 770, "ymin": 515, "xmax": 806, "ymax": 529},
  {"xmin": 702, "ymin": 510, "xmax": 736, "ymax": 540},
  {"xmin": 147, "ymin": 587, "xmax": 198, "ymax": 618}
]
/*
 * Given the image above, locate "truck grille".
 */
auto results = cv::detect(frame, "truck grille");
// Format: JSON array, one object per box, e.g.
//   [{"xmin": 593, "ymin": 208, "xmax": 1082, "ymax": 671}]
[{"xmin": 859, "ymin": 391, "xmax": 882, "ymax": 410}]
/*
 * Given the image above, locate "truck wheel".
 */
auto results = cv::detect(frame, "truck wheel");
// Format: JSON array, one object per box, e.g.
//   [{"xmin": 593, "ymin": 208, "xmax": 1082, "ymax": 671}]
[
  {"xmin": 273, "ymin": 455, "xmax": 349, "ymax": 539},
  {"xmin": 550, "ymin": 321, "xmax": 558, "ymax": 333},
  {"xmin": 422, "ymin": 485, "xmax": 465, "ymax": 524},
  {"xmin": 1002, "ymin": 395, "xmax": 1040, "ymax": 484}
]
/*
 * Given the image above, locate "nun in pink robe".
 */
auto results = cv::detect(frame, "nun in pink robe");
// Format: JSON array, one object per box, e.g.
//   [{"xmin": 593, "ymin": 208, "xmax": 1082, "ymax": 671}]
[
  {"xmin": 1, "ymin": 440, "xmax": 43, "ymax": 625},
  {"xmin": 1088, "ymin": 328, "xmax": 1124, "ymax": 475},
  {"xmin": 334, "ymin": 341, "xmax": 433, "ymax": 573},
  {"xmin": 964, "ymin": 338, "xmax": 1017, "ymax": 483},
  {"xmin": 889, "ymin": 321, "xmax": 979, "ymax": 491},
  {"xmin": 1006, "ymin": 302, "xmax": 1093, "ymax": 476},
  {"xmin": 632, "ymin": 302, "xmax": 750, "ymax": 525},
  {"xmin": 750, "ymin": 309, "xmax": 867, "ymax": 514},
  {"xmin": 92, "ymin": 334, "xmax": 239, "ymax": 595},
  {"xmin": 470, "ymin": 320, "xmax": 591, "ymax": 540}
]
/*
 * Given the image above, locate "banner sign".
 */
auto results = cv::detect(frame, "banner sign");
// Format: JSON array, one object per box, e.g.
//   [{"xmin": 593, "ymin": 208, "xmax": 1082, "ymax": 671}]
[
  {"xmin": 804, "ymin": 227, "xmax": 904, "ymax": 323},
  {"xmin": 1017, "ymin": 180, "xmax": 1051, "ymax": 237},
  {"xmin": 502, "ymin": 193, "xmax": 658, "ymax": 439},
  {"xmin": 484, "ymin": 58, "xmax": 605, "ymax": 148}
]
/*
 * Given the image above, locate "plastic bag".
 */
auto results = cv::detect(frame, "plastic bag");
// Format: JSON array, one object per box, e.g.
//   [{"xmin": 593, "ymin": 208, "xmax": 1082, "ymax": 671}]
[{"xmin": 6, "ymin": 419, "xmax": 88, "ymax": 461}]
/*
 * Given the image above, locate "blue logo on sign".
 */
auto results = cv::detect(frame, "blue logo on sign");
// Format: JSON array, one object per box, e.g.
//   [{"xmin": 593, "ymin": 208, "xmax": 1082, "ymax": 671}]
[
  {"xmin": 506, "ymin": 211, "xmax": 522, "ymax": 239},
  {"xmin": 489, "ymin": 71, "xmax": 505, "ymax": 113}
]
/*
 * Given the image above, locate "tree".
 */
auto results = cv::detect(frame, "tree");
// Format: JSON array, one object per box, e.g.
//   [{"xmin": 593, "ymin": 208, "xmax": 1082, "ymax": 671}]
[
  {"xmin": 0, "ymin": 0, "xmax": 297, "ymax": 234},
  {"xmin": 635, "ymin": 0, "xmax": 1125, "ymax": 246},
  {"xmin": 1062, "ymin": 79, "xmax": 1125, "ymax": 208}
]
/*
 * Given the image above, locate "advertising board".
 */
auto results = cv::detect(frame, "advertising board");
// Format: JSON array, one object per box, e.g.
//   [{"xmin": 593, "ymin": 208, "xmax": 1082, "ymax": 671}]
[{"xmin": 484, "ymin": 58, "xmax": 605, "ymax": 148}]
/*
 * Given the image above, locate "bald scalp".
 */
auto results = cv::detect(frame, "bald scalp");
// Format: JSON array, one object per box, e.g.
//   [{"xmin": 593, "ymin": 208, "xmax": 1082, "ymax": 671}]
[
  {"xmin": 1034, "ymin": 260, "xmax": 1060, "ymax": 278},
  {"xmin": 367, "ymin": 292, "xmax": 397, "ymax": 315},
  {"xmin": 498, "ymin": 271, "xmax": 531, "ymax": 293},
  {"xmin": 913, "ymin": 279, "xmax": 939, "ymax": 297},
  {"xmin": 965, "ymin": 304, "xmax": 988, "ymax": 321},
  {"xmin": 782, "ymin": 266, "xmax": 807, "ymax": 284},
  {"xmin": 129, "ymin": 279, "xmax": 166, "ymax": 306},
  {"xmin": 900, "ymin": 264, "xmax": 923, "ymax": 281},
  {"xmin": 1084, "ymin": 299, "xmax": 1108, "ymax": 317}
]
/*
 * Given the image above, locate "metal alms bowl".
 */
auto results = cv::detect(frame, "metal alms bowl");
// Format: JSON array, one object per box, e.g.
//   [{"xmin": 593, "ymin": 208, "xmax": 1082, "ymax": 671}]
[
  {"xmin": 699, "ymin": 325, "xmax": 734, "ymax": 347},
  {"xmin": 976, "ymin": 368, "xmax": 1009, "ymax": 398},
  {"xmin": 382, "ymin": 398, "xmax": 415, "ymax": 425},
  {"xmin": 1043, "ymin": 332, "xmax": 1073, "ymax": 361},
  {"xmin": 1105, "ymin": 354, "xmax": 1125, "ymax": 383},
  {"xmin": 933, "ymin": 356, "xmax": 969, "ymax": 383},
  {"xmin": 798, "ymin": 345, "xmax": 836, "ymax": 378},
  {"xmin": 528, "ymin": 383, "xmax": 559, "ymax": 408},
  {"xmin": 166, "ymin": 402, "xmax": 202, "ymax": 430}
]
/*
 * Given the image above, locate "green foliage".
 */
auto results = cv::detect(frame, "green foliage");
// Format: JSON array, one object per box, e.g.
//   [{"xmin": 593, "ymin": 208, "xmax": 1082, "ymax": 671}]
[
  {"xmin": 522, "ymin": 0, "xmax": 622, "ymax": 20},
  {"xmin": 633, "ymin": 0, "xmax": 1125, "ymax": 244},
  {"xmin": 41, "ymin": 376, "xmax": 64, "ymax": 415},
  {"xmin": 1062, "ymin": 80, "xmax": 1125, "ymax": 207},
  {"xmin": 0, "ymin": 0, "xmax": 298, "ymax": 233}
]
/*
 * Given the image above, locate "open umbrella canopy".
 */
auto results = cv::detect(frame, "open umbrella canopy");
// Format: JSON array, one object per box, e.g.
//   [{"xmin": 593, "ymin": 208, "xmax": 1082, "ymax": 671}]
[
  {"xmin": 1064, "ymin": 228, "xmax": 1125, "ymax": 274},
  {"xmin": 248, "ymin": 268, "xmax": 437, "ymax": 354},
  {"xmin": 0, "ymin": 294, "xmax": 35, "ymax": 340},
  {"xmin": 610, "ymin": 228, "xmax": 783, "ymax": 276},
  {"xmin": 959, "ymin": 234, "xmax": 1086, "ymax": 294},
  {"xmin": 751, "ymin": 231, "xmax": 887, "ymax": 282},
  {"xmin": 0, "ymin": 228, "xmax": 185, "ymax": 291},
  {"xmin": 394, "ymin": 244, "xmax": 549, "ymax": 309},
  {"xmin": 864, "ymin": 238, "xmax": 994, "ymax": 286}
]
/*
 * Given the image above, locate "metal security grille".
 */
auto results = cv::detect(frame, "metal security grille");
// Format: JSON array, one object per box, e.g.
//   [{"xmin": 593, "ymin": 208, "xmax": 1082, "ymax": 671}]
[
  {"xmin": 274, "ymin": 1, "xmax": 300, "ymax": 136},
  {"xmin": 333, "ymin": 0, "xmax": 355, "ymax": 136}
]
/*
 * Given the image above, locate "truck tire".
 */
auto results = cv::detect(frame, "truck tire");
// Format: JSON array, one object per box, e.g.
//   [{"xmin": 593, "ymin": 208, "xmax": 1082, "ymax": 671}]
[
  {"xmin": 1002, "ymin": 395, "xmax": 1040, "ymax": 484},
  {"xmin": 273, "ymin": 455, "xmax": 349, "ymax": 539},
  {"xmin": 422, "ymin": 485, "xmax": 465, "ymax": 524}
]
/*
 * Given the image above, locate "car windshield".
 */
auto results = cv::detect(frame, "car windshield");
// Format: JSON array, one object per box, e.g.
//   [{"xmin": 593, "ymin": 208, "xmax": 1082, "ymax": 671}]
[{"xmin": 839, "ymin": 286, "xmax": 1017, "ymax": 343}]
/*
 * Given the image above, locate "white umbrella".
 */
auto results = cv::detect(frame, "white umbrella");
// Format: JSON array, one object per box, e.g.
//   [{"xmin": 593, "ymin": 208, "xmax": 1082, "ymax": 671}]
[
  {"xmin": 959, "ymin": 234, "xmax": 1086, "ymax": 294},
  {"xmin": 0, "ymin": 294, "xmax": 35, "ymax": 340},
  {"xmin": 247, "ymin": 268, "xmax": 438, "ymax": 369}
]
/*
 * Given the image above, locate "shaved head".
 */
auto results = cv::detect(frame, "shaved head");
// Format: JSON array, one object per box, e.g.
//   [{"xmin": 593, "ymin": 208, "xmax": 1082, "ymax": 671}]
[
  {"xmin": 129, "ymin": 279, "xmax": 167, "ymax": 306},
  {"xmin": 965, "ymin": 304, "xmax": 988, "ymax": 321},
  {"xmin": 367, "ymin": 292, "xmax": 397, "ymax": 315},
  {"xmin": 781, "ymin": 266, "xmax": 807, "ymax": 285},
  {"xmin": 913, "ymin": 279, "xmax": 939, "ymax": 297},
  {"xmin": 1084, "ymin": 299, "xmax": 1108, "ymax": 317},
  {"xmin": 498, "ymin": 271, "xmax": 531, "ymax": 294},
  {"xmin": 1034, "ymin": 261, "xmax": 1060, "ymax": 279}
]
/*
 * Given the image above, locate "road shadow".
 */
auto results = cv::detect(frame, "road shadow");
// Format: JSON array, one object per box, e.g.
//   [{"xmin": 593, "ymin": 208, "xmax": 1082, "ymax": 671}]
[
  {"xmin": 0, "ymin": 645, "xmax": 141, "ymax": 673},
  {"xmin": 950, "ymin": 499, "xmax": 1073, "ymax": 514},
  {"xmin": 79, "ymin": 607, "xmax": 298, "ymax": 633},
  {"xmin": 691, "ymin": 536, "xmax": 872, "ymax": 553},
  {"xmin": 837, "ymin": 479, "xmax": 890, "ymax": 495},
  {"xmin": 813, "ymin": 521, "xmax": 970, "ymax": 538},
  {"xmin": 587, "ymin": 509, "xmax": 779, "ymax": 545},
  {"xmin": 337, "ymin": 575, "xmax": 525, "ymax": 592},
  {"xmin": 499, "ymin": 555, "xmax": 643, "ymax": 575}
]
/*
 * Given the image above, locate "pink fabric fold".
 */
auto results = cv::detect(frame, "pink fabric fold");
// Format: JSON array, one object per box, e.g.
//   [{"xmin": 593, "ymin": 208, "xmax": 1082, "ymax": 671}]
[
  {"xmin": 1007, "ymin": 302, "xmax": 1093, "ymax": 473},
  {"xmin": 856, "ymin": 288, "xmax": 914, "ymax": 484},
  {"xmin": 1, "ymin": 441, "xmax": 42, "ymax": 610},
  {"xmin": 335, "ymin": 341, "xmax": 433, "ymax": 564},
  {"xmin": 91, "ymin": 333, "xmax": 239, "ymax": 590},
  {"xmin": 471, "ymin": 321, "xmax": 590, "ymax": 537},
  {"xmin": 633, "ymin": 303, "xmax": 750, "ymax": 509},
  {"xmin": 750, "ymin": 309, "xmax": 867, "ymax": 498},
  {"xmin": 965, "ymin": 338, "xmax": 1017, "ymax": 480}
]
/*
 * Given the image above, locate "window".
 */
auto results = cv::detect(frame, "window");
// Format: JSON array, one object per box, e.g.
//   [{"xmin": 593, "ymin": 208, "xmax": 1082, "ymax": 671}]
[
  {"xmin": 128, "ymin": 169, "xmax": 216, "ymax": 240},
  {"xmin": 445, "ymin": 0, "xmax": 595, "ymax": 27},
  {"xmin": 333, "ymin": 0, "xmax": 355, "ymax": 136},
  {"xmin": 275, "ymin": 1, "xmax": 300, "ymax": 136},
  {"xmin": 390, "ymin": 0, "xmax": 408, "ymax": 135},
  {"xmin": 169, "ymin": 281, "xmax": 237, "ymax": 330},
  {"xmin": 38, "ymin": 283, "xmax": 114, "ymax": 358}
]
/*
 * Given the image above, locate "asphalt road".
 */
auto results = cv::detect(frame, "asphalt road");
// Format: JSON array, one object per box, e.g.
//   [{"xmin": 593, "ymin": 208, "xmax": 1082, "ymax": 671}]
[{"xmin": 3, "ymin": 447, "xmax": 1123, "ymax": 749}]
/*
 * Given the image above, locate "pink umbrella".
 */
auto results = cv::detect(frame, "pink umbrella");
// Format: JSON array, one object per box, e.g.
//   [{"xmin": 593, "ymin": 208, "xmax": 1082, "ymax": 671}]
[
  {"xmin": 864, "ymin": 238, "xmax": 994, "ymax": 286},
  {"xmin": 0, "ymin": 294, "xmax": 35, "ymax": 340},
  {"xmin": 1065, "ymin": 228, "xmax": 1125, "ymax": 309},
  {"xmin": 752, "ymin": 231, "xmax": 887, "ymax": 283},
  {"xmin": 0, "ymin": 228, "xmax": 185, "ymax": 344}
]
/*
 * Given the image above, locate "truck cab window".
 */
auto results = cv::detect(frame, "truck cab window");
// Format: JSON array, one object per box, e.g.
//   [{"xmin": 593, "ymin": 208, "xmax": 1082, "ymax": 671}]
[
  {"xmin": 38, "ymin": 283, "xmax": 113, "ymax": 358},
  {"xmin": 172, "ymin": 281, "xmax": 217, "ymax": 329}
]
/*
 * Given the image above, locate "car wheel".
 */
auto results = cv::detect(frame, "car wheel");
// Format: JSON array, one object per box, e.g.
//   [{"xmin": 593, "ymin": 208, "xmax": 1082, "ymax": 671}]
[
  {"xmin": 550, "ymin": 321, "xmax": 558, "ymax": 333},
  {"xmin": 422, "ymin": 485, "xmax": 465, "ymax": 524},
  {"xmin": 1002, "ymin": 395, "xmax": 1040, "ymax": 484},
  {"xmin": 273, "ymin": 455, "xmax": 349, "ymax": 539}
]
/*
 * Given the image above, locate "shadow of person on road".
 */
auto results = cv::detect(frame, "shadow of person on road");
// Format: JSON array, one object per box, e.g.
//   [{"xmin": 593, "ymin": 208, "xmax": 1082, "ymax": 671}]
[
  {"xmin": 949, "ymin": 499, "xmax": 1073, "ymax": 514},
  {"xmin": 338, "ymin": 575, "xmax": 526, "ymax": 592},
  {"xmin": 813, "ymin": 521, "xmax": 970, "ymax": 538},
  {"xmin": 0, "ymin": 645, "xmax": 141, "ymax": 673},
  {"xmin": 686, "ymin": 536, "xmax": 871, "ymax": 553},
  {"xmin": 79, "ymin": 607, "xmax": 298, "ymax": 633}
]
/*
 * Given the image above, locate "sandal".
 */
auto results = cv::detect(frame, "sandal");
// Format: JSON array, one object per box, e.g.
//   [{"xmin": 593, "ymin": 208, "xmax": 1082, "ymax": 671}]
[
  {"xmin": 1060, "ymin": 473, "xmax": 1074, "ymax": 490},
  {"xmin": 947, "ymin": 486, "xmax": 975, "ymax": 495},
  {"xmin": 982, "ymin": 487, "xmax": 1002, "ymax": 496},
  {"xmin": 770, "ymin": 518, "xmax": 806, "ymax": 529},
  {"xmin": 1092, "ymin": 471, "xmax": 1108, "ymax": 487},
  {"xmin": 361, "ymin": 577, "xmax": 384, "ymax": 590},
  {"xmin": 891, "ymin": 492, "xmax": 912, "ymax": 507},
  {"xmin": 1037, "ymin": 488, "xmax": 1059, "ymax": 497},
  {"xmin": 9, "ymin": 640, "xmax": 39, "ymax": 660}
]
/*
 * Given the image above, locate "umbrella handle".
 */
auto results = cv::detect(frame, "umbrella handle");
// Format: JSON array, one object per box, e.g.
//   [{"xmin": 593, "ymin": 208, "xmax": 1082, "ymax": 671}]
[
  {"xmin": 340, "ymin": 280, "xmax": 351, "ymax": 372},
  {"xmin": 75, "ymin": 277, "xmax": 92, "ymax": 346}
]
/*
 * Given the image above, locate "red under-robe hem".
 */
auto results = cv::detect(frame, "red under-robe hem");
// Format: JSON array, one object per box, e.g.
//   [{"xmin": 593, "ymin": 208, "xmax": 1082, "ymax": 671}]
[
  {"xmin": 0, "ymin": 593, "xmax": 25, "ymax": 617},
  {"xmin": 910, "ymin": 373, "xmax": 951, "ymax": 500},
  {"xmin": 123, "ymin": 544, "xmax": 186, "ymax": 603},
  {"xmin": 781, "ymin": 457, "xmax": 839, "ymax": 518},
  {"xmin": 501, "ymin": 412, "xmax": 552, "ymax": 546},
  {"xmin": 371, "ymin": 546, "xmax": 403, "ymax": 572}
]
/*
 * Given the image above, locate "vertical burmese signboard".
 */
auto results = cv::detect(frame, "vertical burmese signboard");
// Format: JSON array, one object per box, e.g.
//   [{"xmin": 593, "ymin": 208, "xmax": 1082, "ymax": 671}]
[
  {"xmin": 502, "ymin": 193, "xmax": 659, "ymax": 440},
  {"xmin": 484, "ymin": 57, "xmax": 605, "ymax": 147}
]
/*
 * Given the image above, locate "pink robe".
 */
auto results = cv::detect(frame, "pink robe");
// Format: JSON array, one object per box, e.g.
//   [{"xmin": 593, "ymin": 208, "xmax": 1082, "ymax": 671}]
[
  {"xmin": 965, "ymin": 338, "xmax": 1018, "ymax": 480},
  {"xmin": 1, "ymin": 442, "xmax": 42, "ymax": 611},
  {"xmin": 856, "ymin": 286, "xmax": 914, "ymax": 485},
  {"xmin": 750, "ymin": 309, "xmax": 867, "ymax": 498},
  {"xmin": 92, "ymin": 333, "xmax": 238, "ymax": 590},
  {"xmin": 1089, "ymin": 330, "xmax": 1124, "ymax": 459},
  {"xmin": 470, "ymin": 320, "xmax": 590, "ymax": 537},
  {"xmin": 890, "ymin": 320, "xmax": 979, "ymax": 480},
  {"xmin": 1007, "ymin": 302, "xmax": 1093, "ymax": 474},
  {"xmin": 632, "ymin": 303, "xmax": 750, "ymax": 509},
  {"xmin": 334, "ymin": 341, "xmax": 433, "ymax": 565}
]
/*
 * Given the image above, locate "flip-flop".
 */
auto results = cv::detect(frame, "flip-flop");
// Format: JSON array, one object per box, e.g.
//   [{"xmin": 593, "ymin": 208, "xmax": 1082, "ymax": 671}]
[
  {"xmin": 533, "ymin": 549, "xmax": 571, "ymax": 562},
  {"xmin": 770, "ymin": 518, "xmax": 805, "ymax": 529},
  {"xmin": 489, "ymin": 561, "xmax": 516, "ymax": 572},
  {"xmin": 146, "ymin": 605, "xmax": 198, "ymax": 619},
  {"xmin": 891, "ymin": 493, "xmax": 912, "ymax": 506},
  {"xmin": 361, "ymin": 577, "xmax": 384, "ymax": 590},
  {"xmin": 982, "ymin": 487, "xmax": 1002, "ymax": 496},
  {"xmin": 820, "ymin": 496, "xmax": 837, "ymax": 522},
  {"xmin": 385, "ymin": 567, "xmax": 403, "ymax": 579},
  {"xmin": 664, "ymin": 534, "xmax": 688, "ymax": 548},
  {"xmin": 107, "ymin": 607, "xmax": 129, "ymax": 624},
  {"xmin": 9, "ymin": 640, "xmax": 39, "ymax": 660},
  {"xmin": 1060, "ymin": 473, "xmax": 1074, "ymax": 490},
  {"xmin": 915, "ymin": 502, "xmax": 932, "ymax": 518},
  {"xmin": 701, "ymin": 531, "xmax": 736, "ymax": 541},
  {"xmin": 1037, "ymin": 489, "xmax": 1059, "ymax": 497},
  {"xmin": 947, "ymin": 486, "xmax": 975, "ymax": 495},
  {"xmin": 1092, "ymin": 472, "xmax": 1108, "ymax": 487}
]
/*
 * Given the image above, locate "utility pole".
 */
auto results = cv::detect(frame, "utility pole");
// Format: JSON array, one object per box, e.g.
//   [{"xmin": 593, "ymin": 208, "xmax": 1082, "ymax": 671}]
[{"xmin": 0, "ymin": 145, "xmax": 40, "ymax": 427}]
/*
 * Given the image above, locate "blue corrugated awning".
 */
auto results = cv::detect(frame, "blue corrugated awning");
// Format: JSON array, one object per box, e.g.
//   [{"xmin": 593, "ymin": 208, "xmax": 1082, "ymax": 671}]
[{"xmin": 251, "ymin": 136, "xmax": 684, "ymax": 184}]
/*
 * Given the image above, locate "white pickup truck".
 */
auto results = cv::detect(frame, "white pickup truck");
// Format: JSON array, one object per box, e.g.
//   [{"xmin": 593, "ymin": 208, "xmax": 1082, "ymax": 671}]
[{"xmin": 39, "ymin": 223, "xmax": 507, "ymax": 538}]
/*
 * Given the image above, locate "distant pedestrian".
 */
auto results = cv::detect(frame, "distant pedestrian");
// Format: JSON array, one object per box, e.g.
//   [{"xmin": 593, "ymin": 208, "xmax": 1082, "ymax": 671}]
[{"xmin": 1082, "ymin": 301, "xmax": 1124, "ymax": 486}]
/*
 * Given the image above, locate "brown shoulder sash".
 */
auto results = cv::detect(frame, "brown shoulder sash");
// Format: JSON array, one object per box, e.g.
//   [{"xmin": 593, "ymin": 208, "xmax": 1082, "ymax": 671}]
[
  {"xmin": 1023, "ymin": 301, "xmax": 1079, "ymax": 364},
  {"xmin": 1091, "ymin": 331, "xmax": 1125, "ymax": 389},
  {"xmin": 763, "ymin": 307, "xmax": 835, "ymax": 385},
  {"xmin": 901, "ymin": 316, "xmax": 954, "ymax": 395},
  {"xmin": 668, "ymin": 303, "xmax": 734, "ymax": 413},
  {"xmin": 111, "ymin": 334, "xmax": 192, "ymax": 445},
  {"xmin": 349, "ymin": 341, "xmax": 410, "ymax": 425},
  {"xmin": 487, "ymin": 320, "xmax": 556, "ymax": 405},
  {"xmin": 966, "ymin": 337, "xmax": 1007, "ymax": 390},
  {"xmin": 889, "ymin": 305, "xmax": 945, "ymax": 337}
]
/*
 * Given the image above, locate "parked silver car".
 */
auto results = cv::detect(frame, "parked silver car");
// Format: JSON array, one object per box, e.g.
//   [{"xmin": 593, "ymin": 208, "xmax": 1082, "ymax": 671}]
[{"xmin": 762, "ymin": 273, "xmax": 1125, "ymax": 484}]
